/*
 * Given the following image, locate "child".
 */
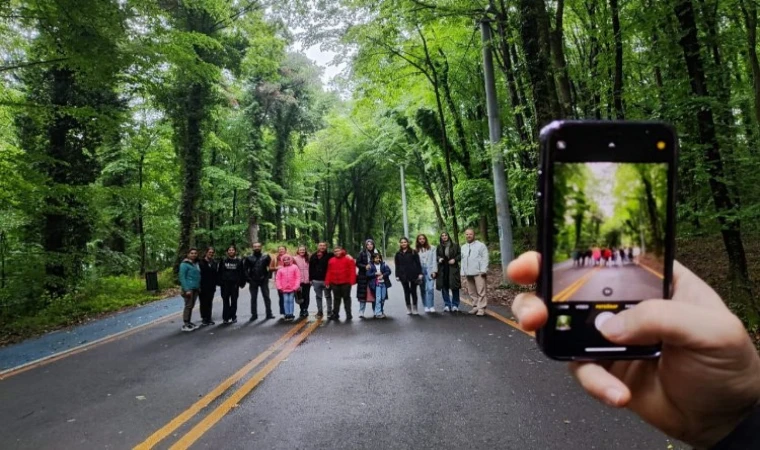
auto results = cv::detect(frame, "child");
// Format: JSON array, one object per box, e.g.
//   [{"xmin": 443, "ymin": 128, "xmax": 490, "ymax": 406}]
[
  {"xmin": 366, "ymin": 253, "xmax": 392, "ymax": 319},
  {"xmin": 275, "ymin": 255, "xmax": 301, "ymax": 322}
]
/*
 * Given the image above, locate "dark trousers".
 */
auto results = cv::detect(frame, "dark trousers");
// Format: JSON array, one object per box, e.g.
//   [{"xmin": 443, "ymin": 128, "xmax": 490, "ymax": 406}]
[
  {"xmin": 249, "ymin": 279, "xmax": 272, "ymax": 317},
  {"xmin": 221, "ymin": 282, "xmax": 240, "ymax": 321},
  {"xmin": 332, "ymin": 284, "xmax": 352, "ymax": 317},
  {"xmin": 277, "ymin": 290, "xmax": 284, "ymax": 315},
  {"xmin": 299, "ymin": 283, "xmax": 311, "ymax": 314},
  {"xmin": 400, "ymin": 281, "xmax": 418, "ymax": 307},
  {"xmin": 199, "ymin": 288, "xmax": 215, "ymax": 322}
]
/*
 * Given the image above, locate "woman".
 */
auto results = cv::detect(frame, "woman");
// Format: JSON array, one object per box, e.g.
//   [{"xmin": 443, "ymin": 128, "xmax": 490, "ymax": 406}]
[
  {"xmin": 435, "ymin": 232, "xmax": 462, "ymax": 313},
  {"xmin": 198, "ymin": 247, "xmax": 218, "ymax": 326},
  {"xmin": 179, "ymin": 248, "xmax": 201, "ymax": 332},
  {"xmin": 294, "ymin": 245, "xmax": 311, "ymax": 318},
  {"xmin": 416, "ymin": 234, "xmax": 437, "ymax": 313},
  {"xmin": 218, "ymin": 245, "xmax": 245, "ymax": 324},
  {"xmin": 269, "ymin": 246, "xmax": 289, "ymax": 317},
  {"xmin": 275, "ymin": 255, "xmax": 301, "ymax": 322},
  {"xmin": 356, "ymin": 239, "xmax": 379, "ymax": 319},
  {"xmin": 394, "ymin": 237, "xmax": 423, "ymax": 315}
]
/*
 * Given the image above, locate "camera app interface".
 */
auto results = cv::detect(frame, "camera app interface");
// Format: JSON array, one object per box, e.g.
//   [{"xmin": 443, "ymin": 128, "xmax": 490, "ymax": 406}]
[{"xmin": 551, "ymin": 162, "xmax": 667, "ymax": 303}]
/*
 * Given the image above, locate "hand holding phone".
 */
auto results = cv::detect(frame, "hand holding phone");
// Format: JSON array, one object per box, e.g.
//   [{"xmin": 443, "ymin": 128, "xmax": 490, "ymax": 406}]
[{"xmin": 537, "ymin": 121, "xmax": 677, "ymax": 360}]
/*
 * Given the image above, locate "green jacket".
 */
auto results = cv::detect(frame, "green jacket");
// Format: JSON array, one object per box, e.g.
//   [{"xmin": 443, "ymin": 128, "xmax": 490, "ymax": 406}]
[{"xmin": 179, "ymin": 259, "xmax": 201, "ymax": 291}]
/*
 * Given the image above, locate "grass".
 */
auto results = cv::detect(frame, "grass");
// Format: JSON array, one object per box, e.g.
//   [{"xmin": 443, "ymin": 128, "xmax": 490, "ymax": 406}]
[{"xmin": 0, "ymin": 270, "xmax": 178, "ymax": 346}]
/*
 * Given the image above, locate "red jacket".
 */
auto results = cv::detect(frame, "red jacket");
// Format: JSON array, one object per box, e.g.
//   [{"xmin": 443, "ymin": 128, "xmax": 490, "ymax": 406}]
[{"xmin": 325, "ymin": 252, "xmax": 357, "ymax": 286}]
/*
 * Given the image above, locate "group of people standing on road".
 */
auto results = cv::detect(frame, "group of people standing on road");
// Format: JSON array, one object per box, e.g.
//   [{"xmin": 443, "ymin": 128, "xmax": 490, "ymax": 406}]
[
  {"xmin": 177, "ymin": 229, "xmax": 491, "ymax": 331},
  {"xmin": 571, "ymin": 246, "xmax": 641, "ymax": 268}
]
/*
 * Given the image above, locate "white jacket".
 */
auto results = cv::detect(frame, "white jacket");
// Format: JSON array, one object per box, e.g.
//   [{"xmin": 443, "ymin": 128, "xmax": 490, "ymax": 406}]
[
  {"xmin": 460, "ymin": 240, "xmax": 489, "ymax": 276},
  {"xmin": 418, "ymin": 247, "xmax": 437, "ymax": 274}
]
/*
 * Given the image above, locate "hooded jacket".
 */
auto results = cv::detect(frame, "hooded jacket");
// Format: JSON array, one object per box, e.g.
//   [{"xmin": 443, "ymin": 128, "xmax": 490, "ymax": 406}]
[
  {"xmin": 460, "ymin": 240, "xmax": 489, "ymax": 276},
  {"xmin": 325, "ymin": 250, "xmax": 357, "ymax": 286},
  {"xmin": 179, "ymin": 259, "xmax": 201, "ymax": 292},
  {"xmin": 218, "ymin": 257, "xmax": 245, "ymax": 285},
  {"xmin": 275, "ymin": 262, "xmax": 301, "ymax": 293}
]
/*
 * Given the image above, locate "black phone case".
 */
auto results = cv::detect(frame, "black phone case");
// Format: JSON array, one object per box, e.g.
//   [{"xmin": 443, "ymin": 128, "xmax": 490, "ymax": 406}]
[{"xmin": 536, "ymin": 120, "xmax": 678, "ymax": 361}]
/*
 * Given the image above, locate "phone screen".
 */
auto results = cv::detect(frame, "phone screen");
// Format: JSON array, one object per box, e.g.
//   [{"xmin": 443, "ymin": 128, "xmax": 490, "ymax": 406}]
[
  {"xmin": 551, "ymin": 162, "xmax": 667, "ymax": 303},
  {"xmin": 538, "ymin": 121, "xmax": 676, "ymax": 359}
]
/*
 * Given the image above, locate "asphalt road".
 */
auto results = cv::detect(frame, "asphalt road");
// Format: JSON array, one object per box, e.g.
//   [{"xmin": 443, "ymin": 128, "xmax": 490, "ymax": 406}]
[
  {"xmin": 0, "ymin": 280, "xmax": 684, "ymax": 449},
  {"xmin": 552, "ymin": 263, "xmax": 663, "ymax": 302}
]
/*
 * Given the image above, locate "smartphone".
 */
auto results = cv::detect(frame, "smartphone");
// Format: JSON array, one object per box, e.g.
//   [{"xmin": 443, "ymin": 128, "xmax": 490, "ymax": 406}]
[{"xmin": 536, "ymin": 121, "xmax": 677, "ymax": 360}]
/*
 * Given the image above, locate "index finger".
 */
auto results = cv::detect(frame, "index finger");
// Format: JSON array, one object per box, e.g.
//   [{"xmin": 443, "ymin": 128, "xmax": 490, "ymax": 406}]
[{"xmin": 507, "ymin": 251, "xmax": 541, "ymax": 285}]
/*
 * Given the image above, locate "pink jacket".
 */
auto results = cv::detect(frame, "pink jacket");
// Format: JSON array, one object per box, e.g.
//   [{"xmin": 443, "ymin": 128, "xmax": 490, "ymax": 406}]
[
  {"xmin": 276, "ymin": 264, "xmax": 301, "ymax": 293},
  {"xmin": 293, "ymin": 255, "xmax": 309, "ymax": 284}
]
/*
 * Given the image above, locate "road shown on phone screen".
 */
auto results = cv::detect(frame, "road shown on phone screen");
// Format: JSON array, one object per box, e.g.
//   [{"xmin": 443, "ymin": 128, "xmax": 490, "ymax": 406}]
[
  {"xmin": 0, "ymin": 270, "xmax": 684, "ymax": 450},
  {"xmin": 552, "ymin": 259, "xmax": 663, "ymax": 302}
]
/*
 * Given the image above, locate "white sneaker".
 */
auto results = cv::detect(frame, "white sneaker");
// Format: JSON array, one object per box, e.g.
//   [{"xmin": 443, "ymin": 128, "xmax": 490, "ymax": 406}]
[
  {"xmin": 428, "ymin": 307, "xmax": 436, "ymax": 313},
  {"xmin": 406, "ymin": 306, "xmax": 412, "ymax": 315},
  {"xmin": 452, "ymin": 306, "xmax": 460, "ymax": 312},
  {"xmin": 411, "ymin": 305, "xmax": 419, "ymax": 315},
  {"xmin": 181, "ymin": 324, "xmax": 195, "ymax": 332},
  {"xmin": 443, "ymin": 306, "xmax": 451, "ymax": 312}
]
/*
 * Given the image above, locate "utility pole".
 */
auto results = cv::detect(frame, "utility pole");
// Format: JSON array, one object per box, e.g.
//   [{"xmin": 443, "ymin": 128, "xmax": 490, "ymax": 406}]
[
  {"xmin": 400, "ymin": 164, "xmax": 410, "ymax": 239},
  {"xmin": 481, "ymin": 13, "xmax": 514, "ymax": 283}
]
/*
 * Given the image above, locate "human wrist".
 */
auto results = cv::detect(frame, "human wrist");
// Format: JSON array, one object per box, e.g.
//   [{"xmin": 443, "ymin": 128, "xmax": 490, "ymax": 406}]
[{"xmin": 702, "ymin": 402, "xmax": 760, "ymax": 450}]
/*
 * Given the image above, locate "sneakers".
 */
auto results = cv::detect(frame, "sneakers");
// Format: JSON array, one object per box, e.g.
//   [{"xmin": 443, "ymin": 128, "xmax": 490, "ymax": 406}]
[
  {"xmin": 359, "ymin": 316, "xmax": 366, "ymax": 320},
  {"xmin": 181, "ymin": 323, "xmax": 195, "ymax": 332},
  {"xmin": 428, "ymin": 307, "xmax": 436, "ymax": 313},
  {"xmin": 469, "ymin": 308, "xmax": 479, "ymax": 315},
  {"xmin": 443, "ymin": 306, "xmax": 451, "ymax": 312},
  {"xmin": 406, "ymin": 306, "xmax": 412, "ymax": 315},
  {"xmin": 329, "ymin": 314, "xmax": 339, "ymax": 320},
  {"xmin": 346, "ymin": 314, "xmax": 353, "ymax": 320},
  {"xmin": 265, "ymin": 314, "xmax": 275, "ymax": 320},
  {"xmin": 476, "ymin": 309, "xmax": 486, "ymax": 316},
  {"xmin": 249, "ymin": 315, "xmax": 258, "ymax": 322},
  {"xmin": 375, "ymin": 314, "xmax": 386, "ymax": 319},
  {"xmin": 222, "ymin": 319, "xmax": 230, "ymax": 324},
  {"xmin": 200, "ymin": 321, "xmax": 215, "ymax": 326},
  {"xmin": 411, "ymin": 306, "xmax": 419, "ymax": 315},
  {"xmin": 316, "ymin": 311, "xmax": 324, "ymax": 318},
  {"xmin": 231, "ymin": 318, "xmax": 238, "ymax": 323},
  {"xmin": 452, "ymin": 306, "xmax": 459, "ymax": 312}
]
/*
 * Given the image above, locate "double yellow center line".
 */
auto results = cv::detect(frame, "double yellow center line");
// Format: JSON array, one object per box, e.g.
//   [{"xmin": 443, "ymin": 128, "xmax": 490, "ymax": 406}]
[
  {"xmin": 134, "ymin": 318, "xmax": 322, "ymax": 450},
  {"xmin": 553, "ymin": 267, "xmax": 600, "ymax": 302}
]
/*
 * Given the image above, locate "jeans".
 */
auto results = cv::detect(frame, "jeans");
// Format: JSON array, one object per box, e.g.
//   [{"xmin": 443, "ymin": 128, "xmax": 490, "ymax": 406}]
[
  {"xmin": 199, "ymin": 288, "xmax": 214, "ymax": 322},
  {"xmin": 249, "ymin": 279, "xmax": 272, "ymax": 317},
  {"xmin": 283, "ymin": 292, "xmax": 295, "ymax": 316},
  {"xmin": 374, "ymin": 283, "xmax": 387, "ymax": 315},
  {"xmin": 299, "ymin": 283, "xmax": 311, "ymax": 314},
  {"xmin": 421, "ymin": 269, "xmax": 435, "ymax": 308},
  {"xmin": 182, "ymin": 289, "xmax": 198, "ymax": 323},
  {"xmin": 332, "ymin": 284, "xmax": 352, "ymax": 317},
  {"xmin": 221, "ymin": 282, "xmax": 240, "ymax": 321},
  {"xmin": 400, "ymin": 280, "xmax": 418, "ymax": 307},
  {"xmin": 312, "ymin": 280, "xmax": 332, "ymax": 314},
  {"xmin": 441, "ymin": 288, "xmax": 460, "ymax": 309}
]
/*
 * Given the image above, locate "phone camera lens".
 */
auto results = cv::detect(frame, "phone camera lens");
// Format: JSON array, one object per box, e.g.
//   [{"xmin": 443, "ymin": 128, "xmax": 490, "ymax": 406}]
[
  {"xmin": 608, "ymin": 142, "xmax": 616, "ymax": 149},
  {"xmin": 557, "ymin": 140, "xmax": 566, "ymax": 150}
]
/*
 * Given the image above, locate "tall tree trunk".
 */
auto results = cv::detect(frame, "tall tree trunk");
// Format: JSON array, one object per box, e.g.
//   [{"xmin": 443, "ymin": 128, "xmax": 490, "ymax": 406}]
[
  {"xmin": 138, "ymin": 151, "xmax": 147, "ymax": 274},
  {"xmin": 674, "ymin": 0, "xmax": 758, "ymax": 321},
  {"xmin": 740, "ymin": 0, "xmax": 760, "ymax": 129},
  {"xmin": 176, "ymin": 82, "xmax": 205, "ymax": 271},
  {"xmin": 610, "ymin": 0, "xmax": 625, "ymax": 119},
  {"xmin": 518, "ymin": 0, "xmax": 563, "ymax": 130},
  {"xmin": 550, "ymin": 0, "xmax": 573, "ymax": 116},
  {"xmin": 440, "ymin": 48, "xmax": 473, "ymax": 178},
  {"xmin": 587, "ymin": 0, "xmax": 602, "ymax": 119}
]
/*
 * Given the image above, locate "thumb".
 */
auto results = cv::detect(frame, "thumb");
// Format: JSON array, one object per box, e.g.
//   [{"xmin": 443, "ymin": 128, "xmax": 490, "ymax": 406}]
[{"xmin": 599, "ymin": 300, "xmax": 744, "ymax": 349}]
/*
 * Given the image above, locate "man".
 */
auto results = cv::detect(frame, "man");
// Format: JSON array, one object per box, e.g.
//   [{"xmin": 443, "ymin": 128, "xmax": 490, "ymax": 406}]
[
  {"xmin": 243, "ymin": 242, "xmax": 274, "ymax": 321},
  {"xmin": 460, "ymin": 229, "xmax": 489, "ymax": 316},
  {"xmin": 324, "ymin": 246, "xmax": 356, "ymax": 321},
  {"xmin": 309, "ymin": 242, "xmax": 333, "ymax": 318}
]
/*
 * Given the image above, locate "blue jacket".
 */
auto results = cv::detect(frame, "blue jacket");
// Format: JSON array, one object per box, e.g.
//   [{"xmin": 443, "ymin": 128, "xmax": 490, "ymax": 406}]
[
  {"xmin": 366, "ymin": 262, "xmax": 392, "ymax": 290},
  {"xmin": 179, "ymin": 259, "xmax": 201, "ymax": 291}
]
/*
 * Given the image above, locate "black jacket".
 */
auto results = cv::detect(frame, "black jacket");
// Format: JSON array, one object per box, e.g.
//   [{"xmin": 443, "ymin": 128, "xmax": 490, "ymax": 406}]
[
  {"xmin": 394, "ymin": 249, "xmax": 422, "ymax": 283},
  {"xmin": 218, "ymin": 257, "xmax": 245, "ymax": 285},
  {"xmin": 243, "ymin": 252, "xmax": 271, "ymax": 282},
  {"xmin": 309, "ymin": 252, "xmax": 333, "ymax": 281},
  {"xmin": 199, "ymin": 258, "xmax": 219, "ymax": 292}
]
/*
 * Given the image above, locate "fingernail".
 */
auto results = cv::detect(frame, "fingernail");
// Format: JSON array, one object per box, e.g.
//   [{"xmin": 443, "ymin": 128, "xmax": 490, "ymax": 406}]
[
  {"xmin": 600, "ymin": 315, "xmax": 625, "ymax": 339},
  {"xmin": 603, "ymin": 388, "xmax": 623, "ymax": 407}
]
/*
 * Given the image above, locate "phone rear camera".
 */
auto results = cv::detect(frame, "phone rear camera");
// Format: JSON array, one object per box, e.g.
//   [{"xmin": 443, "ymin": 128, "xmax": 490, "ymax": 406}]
[
  {"xmin": 557, "ymin": 140, "xmax": 566, "ymax": 150},
  {"xmin": 608, "ymin": 142, "xmax": 616, "ymax": 149}
]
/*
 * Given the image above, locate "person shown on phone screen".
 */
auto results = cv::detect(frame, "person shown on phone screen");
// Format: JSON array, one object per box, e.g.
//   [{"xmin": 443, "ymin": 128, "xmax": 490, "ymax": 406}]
[
  {"xmin": 507, "ymin": 251, "xmax": 760, "ymax": 450},
  {"xmin": 461, "ymin": 229, "xmax": 489, "ymax": 316}
]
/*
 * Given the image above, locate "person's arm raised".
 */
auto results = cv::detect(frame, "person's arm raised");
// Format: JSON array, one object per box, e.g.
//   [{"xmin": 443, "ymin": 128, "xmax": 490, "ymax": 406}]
[{"xmin": 507, "ymin": 252, "xmax": 760, "ymax": 449}]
